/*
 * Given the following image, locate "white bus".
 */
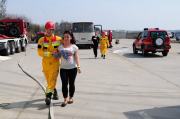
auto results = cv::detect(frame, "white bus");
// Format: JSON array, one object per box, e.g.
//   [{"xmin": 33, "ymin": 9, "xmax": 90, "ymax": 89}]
[{"xmin": 72, "ymin": 22, "xmax": 102, "ymax": 49}]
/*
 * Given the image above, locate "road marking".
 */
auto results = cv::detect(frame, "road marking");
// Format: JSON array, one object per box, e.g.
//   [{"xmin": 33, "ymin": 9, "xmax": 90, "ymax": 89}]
[
  {"xmin": 0, "ymin": 56, "xmax": 11, "ymax": 62},
  {"xmin": 113, "ymin": 47, "xmax": 129, "ymax": 54}
]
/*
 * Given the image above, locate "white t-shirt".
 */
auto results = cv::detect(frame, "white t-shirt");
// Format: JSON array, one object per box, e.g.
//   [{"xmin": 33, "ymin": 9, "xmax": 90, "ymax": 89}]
[{"xmin": 58, "ymin": 44, "xmax": 78, "ymax": 69}]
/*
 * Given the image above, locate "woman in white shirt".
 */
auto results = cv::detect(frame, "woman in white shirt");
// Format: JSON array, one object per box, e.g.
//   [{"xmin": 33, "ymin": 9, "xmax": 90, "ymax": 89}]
[{"xmin": 54, "ymin": 31, "xmax": 81, "ymax": 107}]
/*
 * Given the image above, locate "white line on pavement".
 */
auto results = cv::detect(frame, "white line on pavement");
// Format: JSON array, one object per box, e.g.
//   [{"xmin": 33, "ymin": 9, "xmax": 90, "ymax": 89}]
[{"xmin": 0, "ymin": 56, "xmax": 11, "ymax": 62}]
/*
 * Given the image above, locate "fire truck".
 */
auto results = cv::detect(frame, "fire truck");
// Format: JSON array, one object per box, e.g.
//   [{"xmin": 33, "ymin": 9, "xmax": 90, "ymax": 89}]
[{"xmin": 0, "ymin": 18, "xmax": 29, "ymax": 56}]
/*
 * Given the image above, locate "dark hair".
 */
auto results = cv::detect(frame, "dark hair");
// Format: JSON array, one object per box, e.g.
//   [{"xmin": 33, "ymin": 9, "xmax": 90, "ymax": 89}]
[{"xmin": 63, "ymin": 30, "xmax": 76, "ymax": 44}]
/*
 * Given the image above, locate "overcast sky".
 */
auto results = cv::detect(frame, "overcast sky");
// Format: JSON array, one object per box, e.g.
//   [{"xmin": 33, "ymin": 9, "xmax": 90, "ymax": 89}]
[{"xmin": 6, "ymin": 0, "xmax": 180, "ymax": 30}]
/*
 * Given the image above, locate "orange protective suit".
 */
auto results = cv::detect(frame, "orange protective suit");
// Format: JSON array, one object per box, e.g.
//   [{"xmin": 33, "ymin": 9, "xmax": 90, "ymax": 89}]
[{"xmin": 37, "ymin": 34, "xmax": 61, "ymax": 94}]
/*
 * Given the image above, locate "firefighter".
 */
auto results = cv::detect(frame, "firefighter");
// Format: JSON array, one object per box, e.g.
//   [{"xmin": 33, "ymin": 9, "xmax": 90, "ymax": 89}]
[
  {"xmin": 100, "ymin": 32, "xmax": 109, "ymax": 59},
  {"xmin": 92, "ymin": 32, "xmax": 100, "ymax": 58},
  {"xmin": 37, "ymin": 21, "xmax": 62, "ymax": 105},
  {"xmin": 108, "ymin": 30, "xmax": 113, "ymax": 48}
]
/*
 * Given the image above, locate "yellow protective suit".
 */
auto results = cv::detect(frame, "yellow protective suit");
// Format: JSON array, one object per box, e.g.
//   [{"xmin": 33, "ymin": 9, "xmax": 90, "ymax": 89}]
[
  {"xmin": 100, "ymin": 36, "xmax": 109, "ymax": 55},
  {"xmin": 37, "ymin": 34, "xmax": 62, "ymax": 94}
]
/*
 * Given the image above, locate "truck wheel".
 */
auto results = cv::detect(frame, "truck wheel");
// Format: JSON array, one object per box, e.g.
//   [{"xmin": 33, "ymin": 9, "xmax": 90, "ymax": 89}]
[
  {"xmin": 162, "ymin": 51, "xmax": 168, "ymax": 56},
  {"xmin": 1, "ymin": 42, "xmax": 10, "ymax": 56},
  {"xmin": 16, "ymin": 41, "xmax": 21, "ymax": 53},
  {"xmin": 10, "ymin": 42, "xmax": 15, "ymax": 54},
  {"xmin": 21, "ymin": 40, "xmax": 27, "ymax": 52}
]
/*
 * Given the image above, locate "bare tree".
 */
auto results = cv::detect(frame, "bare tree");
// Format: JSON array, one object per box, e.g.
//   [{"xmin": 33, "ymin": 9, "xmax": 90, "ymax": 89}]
[{"xmin": 0, "ymin": 0, "xmax": 7, "ymax": 18}]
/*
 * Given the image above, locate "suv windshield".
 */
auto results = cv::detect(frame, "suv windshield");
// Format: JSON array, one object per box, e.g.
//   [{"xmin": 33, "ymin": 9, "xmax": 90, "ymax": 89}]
[{"xmin": 150, "ymin": 31, "xmax": 167, "ymax": 39}]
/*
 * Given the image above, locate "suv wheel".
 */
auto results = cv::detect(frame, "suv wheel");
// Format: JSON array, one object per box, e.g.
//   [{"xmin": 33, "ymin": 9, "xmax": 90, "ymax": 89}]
[
  {"xmin": 133, "ymin": 45, "xmax": 138, "ymax": 54},
  {"xmin": 141, "ymin": 45, "xmax": 148, "ymax": 56},
  {"xmin": 162, "ymin": 51, "xmax": 168, "ymax": 56},
  {"xmin": 142, "ymin": 50, "xmax": 148, "ymax": 56}
]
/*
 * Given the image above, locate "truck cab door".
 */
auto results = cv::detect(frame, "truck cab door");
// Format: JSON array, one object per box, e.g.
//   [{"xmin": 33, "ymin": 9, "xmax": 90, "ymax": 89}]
[{"xmin": 94, "ymin": 25, "xmax": 102, "ymax": 36}]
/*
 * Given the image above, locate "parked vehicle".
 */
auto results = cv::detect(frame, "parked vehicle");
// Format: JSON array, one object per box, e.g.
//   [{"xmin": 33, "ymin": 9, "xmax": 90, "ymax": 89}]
[
  {"xmin": 133, "ymin": 28, "xmax": 171, "ymax": 56},
  {"xmin": 32, "ymin": 32, "xmax": 45, "ymax": 43},
  {"xmin": 0, "ymin": 18, "xmax": 29, "ymax": 56},
  {"xmin": 72, "ymin": 22, "xmax": 102, "ymax": 49},
  {"xmin": 167, "ymin": 31, "xmax": 174, "ymax": 38},
  {"xmin": 174, "ymin": 32, "xmax": 180, "ymax": 41}
]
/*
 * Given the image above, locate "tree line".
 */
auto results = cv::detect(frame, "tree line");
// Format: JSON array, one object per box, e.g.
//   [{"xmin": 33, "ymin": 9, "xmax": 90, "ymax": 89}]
[{"xmin": 0, "ymin": 0, "xmax": 72, "ymax": 39}]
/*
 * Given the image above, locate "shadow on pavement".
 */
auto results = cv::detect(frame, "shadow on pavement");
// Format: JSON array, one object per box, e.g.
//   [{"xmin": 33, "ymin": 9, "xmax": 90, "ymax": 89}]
[
  {"xmin": 124, "ymin": 105, "xmax": 180, "ymax": 119},
  {"xmin": 80, "ymin": 57, "xmax": 101, "ymax": 60},
  {"xmin": 0, "ymin": 99, "xmax": 48, "ymax": 110},
  {"xmin": 123, "ymin": 53, "xmax": 163, "ymax": 58}
]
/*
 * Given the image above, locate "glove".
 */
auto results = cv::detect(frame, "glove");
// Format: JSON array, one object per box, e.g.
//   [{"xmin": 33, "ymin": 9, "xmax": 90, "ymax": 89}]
[
  {"xmin": 44, "ymin": 52, "xmax": 51, "ymax": 57},
  {"xmin": 52, "ymin": 51, "xmax": 61, "ymax": 59}
]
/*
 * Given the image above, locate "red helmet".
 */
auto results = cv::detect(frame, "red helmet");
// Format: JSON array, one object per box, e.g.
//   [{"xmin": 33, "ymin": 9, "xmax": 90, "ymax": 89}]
[{"xmin": 45, "ymin": 21, "xmax": 55, "ymax": 30}]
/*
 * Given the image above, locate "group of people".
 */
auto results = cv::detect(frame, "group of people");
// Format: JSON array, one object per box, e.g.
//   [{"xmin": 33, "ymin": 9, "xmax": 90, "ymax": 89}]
[
  {"xmin": 92, "ymin": 31, "xmax": 112, "ymax": 59},
  {"xmin": 37, "ymin": 21, "xmax": 81, "ymax": 107},
  {"xmin": 37, "ymin": 21, "xmax": 112, "ymax": 107}
]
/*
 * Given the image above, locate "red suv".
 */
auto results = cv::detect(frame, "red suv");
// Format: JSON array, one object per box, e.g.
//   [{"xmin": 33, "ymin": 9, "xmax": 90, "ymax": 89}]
[{"xmin": 133, "ymin": 28, "xmax": 171, "ymax": 56}]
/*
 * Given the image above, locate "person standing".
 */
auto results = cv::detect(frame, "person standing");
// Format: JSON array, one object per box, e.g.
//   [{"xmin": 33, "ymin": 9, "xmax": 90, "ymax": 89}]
[
  {"xmin": 54, "ymin": 31, "xmax": 81, "ymax": 107},
  {"xmin": 108, "ymin": 30, "xmax": 113, "ymax": 48},
  {"xmin": 37, "ymin": 21, "xmax": 62, "ymax": 105},
  {"xmin": 92, "ymin": 32, "xmax": 100, "ymax": 58},
  {"xmin": 100, "ymin": 32, "xmax": 109, "ymax": 59}
]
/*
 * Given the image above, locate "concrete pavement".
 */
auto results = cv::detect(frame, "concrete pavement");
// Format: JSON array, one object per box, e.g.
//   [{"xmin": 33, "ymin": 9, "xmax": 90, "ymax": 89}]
[{"xmin": 0, "ymin": 39, "xmax": 180, "ymax": 119}]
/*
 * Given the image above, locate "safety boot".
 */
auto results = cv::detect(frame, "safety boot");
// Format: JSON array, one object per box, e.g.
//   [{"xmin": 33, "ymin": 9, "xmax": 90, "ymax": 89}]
[
  {"xmin": 52, "ymin": 88, "xmax": 59, "ymax": 100},
  {"xmin": 45, "ymin": 92, "xmax": 52, "ymax": 105},
  {"xmin": 103, "ymin": 55, "xmax": 106, "ymax": 59}
]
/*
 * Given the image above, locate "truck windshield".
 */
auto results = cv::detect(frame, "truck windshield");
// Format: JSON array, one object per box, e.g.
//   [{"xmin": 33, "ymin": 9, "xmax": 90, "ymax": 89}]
[
  {"xmin": 72, "ymin": 22, "xmax": 94, "ymax": 33},
  {"xmin": 0, "ymin": 22, "xmax": 21, "ymax": 37}
]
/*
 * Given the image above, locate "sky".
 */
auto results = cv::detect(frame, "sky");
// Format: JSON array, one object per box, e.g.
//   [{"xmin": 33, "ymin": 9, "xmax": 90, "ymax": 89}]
[{"xmin": 6, "ymin": 0, "xmax": 180, "ymax": 30}]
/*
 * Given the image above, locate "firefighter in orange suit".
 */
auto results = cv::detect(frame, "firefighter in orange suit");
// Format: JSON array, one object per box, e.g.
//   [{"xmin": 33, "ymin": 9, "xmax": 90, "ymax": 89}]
[
  {"xmin": 37, "ymin": 21, "xmax": 62, "ymax": 105},
  {"xmin": 100, "ymin": 32, "xmax": 109, "ymax": 59}
]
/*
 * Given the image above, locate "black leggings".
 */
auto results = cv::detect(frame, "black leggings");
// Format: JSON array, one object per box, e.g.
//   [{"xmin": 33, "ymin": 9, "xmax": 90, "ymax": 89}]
[
  {"xmin": 60, "ymin": 68, "xmax": 77, "ymax": 98},
  {"xmin": 93, "ymin": 45, "xmax": 98, "ymax": 57}
]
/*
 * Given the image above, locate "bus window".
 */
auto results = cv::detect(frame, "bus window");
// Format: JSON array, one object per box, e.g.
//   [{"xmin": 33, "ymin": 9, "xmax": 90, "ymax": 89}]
[
  {"xmin": 84, "ymin": 23, "xmax": 93, "ymax": 32},
  {"xmin": 73, "ymin": 23, "xmax": 83, "ymax": 32}
]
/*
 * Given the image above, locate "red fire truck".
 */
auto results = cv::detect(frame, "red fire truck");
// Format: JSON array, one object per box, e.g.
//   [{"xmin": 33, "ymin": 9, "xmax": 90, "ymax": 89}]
[{"xmin": 0, "ymin": 18, "xmax": 29, "ymax": 56}]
